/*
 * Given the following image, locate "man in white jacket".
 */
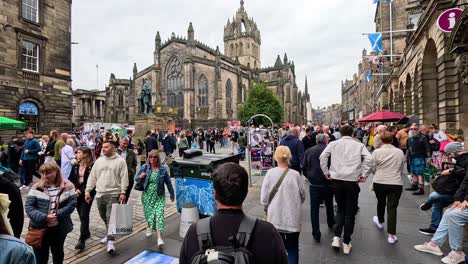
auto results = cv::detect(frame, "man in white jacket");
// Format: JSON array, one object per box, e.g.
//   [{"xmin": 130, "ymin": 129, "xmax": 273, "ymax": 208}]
[
  {"xmin": 85, "ymin": 141, "xmax": 128, "ymax": 255},
  {"xmin": 319, "ymin": 125, "xmax": 373, "ymax": 255}
]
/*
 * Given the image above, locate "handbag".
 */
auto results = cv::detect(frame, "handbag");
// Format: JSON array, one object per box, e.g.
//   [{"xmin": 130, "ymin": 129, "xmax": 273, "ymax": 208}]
[
  {"xmin": 25, "ymin": 189, "xmax": 61, "ymax": 249},
  {"xmin": 134, "ymin": 164, "xmax": 147, "ymax": 191},
  {"xmin": 264, "ymin": 168, "xmax": 289, "ymax": 219}
]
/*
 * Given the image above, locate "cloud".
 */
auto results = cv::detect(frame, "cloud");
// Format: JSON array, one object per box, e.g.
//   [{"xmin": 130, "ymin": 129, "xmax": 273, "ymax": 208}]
[{"xmin": 72, "ymin": 0, "xmax": 376, "ymax": 107}]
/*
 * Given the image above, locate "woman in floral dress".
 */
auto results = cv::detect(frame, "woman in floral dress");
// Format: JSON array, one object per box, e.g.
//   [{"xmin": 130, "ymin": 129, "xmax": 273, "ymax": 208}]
[{"xmin": 134, "ymin": 150, "xmax": 174, "ymax": 247}]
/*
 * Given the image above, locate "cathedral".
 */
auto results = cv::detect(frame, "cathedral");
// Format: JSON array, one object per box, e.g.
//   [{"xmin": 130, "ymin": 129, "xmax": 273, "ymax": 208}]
[{"xmin": 104, "ymin": 0, "xmax": 310, "ymax": 128}]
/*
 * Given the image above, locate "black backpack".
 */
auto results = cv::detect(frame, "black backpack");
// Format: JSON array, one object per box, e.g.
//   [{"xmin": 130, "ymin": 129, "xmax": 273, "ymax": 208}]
[{"xmin": 190, "ymin": 215, "xmax": 257, "ymax": 264}]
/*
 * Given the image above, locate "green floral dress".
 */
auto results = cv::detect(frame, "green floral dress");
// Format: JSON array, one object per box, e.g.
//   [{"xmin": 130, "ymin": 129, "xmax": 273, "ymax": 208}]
[{"xmin": 142, "ymin": 171, "xmax": 166, "ymax": 232}]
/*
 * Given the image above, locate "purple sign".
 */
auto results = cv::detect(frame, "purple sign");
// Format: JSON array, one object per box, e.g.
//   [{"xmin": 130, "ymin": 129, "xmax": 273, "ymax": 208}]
[{"xmin": 437, "ymin": 8, "xmax": 463, "ymax": 33}]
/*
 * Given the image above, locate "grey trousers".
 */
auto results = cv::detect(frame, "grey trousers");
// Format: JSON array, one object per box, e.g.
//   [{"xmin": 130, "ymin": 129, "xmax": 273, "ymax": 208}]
[{"xmin": 96, "ymin": 194, "xmax": 120, "ymax": 240}]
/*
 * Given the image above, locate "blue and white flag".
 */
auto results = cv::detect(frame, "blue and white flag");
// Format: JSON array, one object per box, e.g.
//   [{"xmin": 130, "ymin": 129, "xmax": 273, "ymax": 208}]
[
  {"xmin": 372, "ymin": 0, "xmax": 380, "ymax": 3},
  {"xmin": 366, "ymin": 72, "xmax": 372, "ymax": 83},
  {"xmin": 368, "ymin": 33, "xmax": 383, "ymax": 53},
  {"xmin": 386, "ymin": 0, "xmax": 393, "ymax": 3}
]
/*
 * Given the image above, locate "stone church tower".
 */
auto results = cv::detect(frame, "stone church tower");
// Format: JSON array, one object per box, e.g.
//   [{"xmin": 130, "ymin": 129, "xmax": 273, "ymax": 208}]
[{"xmin": 223, "ymin": 0, "xmax": 261, "ymax": 69}]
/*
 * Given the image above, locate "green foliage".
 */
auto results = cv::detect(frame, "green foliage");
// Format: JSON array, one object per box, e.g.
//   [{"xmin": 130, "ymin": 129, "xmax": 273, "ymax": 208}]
[{"xmin": 238, "ymin": 82, "xmax": 283, "ymax": 127}]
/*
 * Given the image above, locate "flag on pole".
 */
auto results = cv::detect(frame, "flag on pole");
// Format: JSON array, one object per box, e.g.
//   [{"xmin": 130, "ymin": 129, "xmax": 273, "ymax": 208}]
[
  {"xmin": 386, "ymin": 0, "xmax": 393, "ymax": 3},
  {"xmin": 366, "ymin": 72, "xmax": 372, "ymax": 83},
  {"xmin": 372, "ymin": 0, "xmax": 380, "ymax": 3},
  {"xmin": 368, "ymin": 33, "xmax": 383, "ymax": 53},
  {"xmin": 368, "ymin": 56, "xmax": 381, "ymax": 65}
]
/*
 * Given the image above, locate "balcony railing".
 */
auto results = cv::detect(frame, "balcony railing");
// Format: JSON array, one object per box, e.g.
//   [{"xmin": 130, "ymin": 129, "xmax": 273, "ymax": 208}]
[{"xmin": 22, "ymin": 71, "xmax": 40, "ymax": 82}]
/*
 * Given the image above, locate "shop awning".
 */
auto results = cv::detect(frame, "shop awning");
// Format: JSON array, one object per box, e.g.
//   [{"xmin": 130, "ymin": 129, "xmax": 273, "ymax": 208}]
[{"xmin": 0, "ymin": 116, "xmax": 26, "ymax": 130}]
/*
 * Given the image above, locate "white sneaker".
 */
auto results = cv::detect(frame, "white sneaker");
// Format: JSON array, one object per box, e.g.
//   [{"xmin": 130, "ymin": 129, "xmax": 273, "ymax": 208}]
[
  {"xmin": 343, "ymin": 243, "xmax": 352, "ymax": 255},
  {"xmin": 414, "ymin": 242, "xmax": 443, "ymax": 256},
  {"xmin": 387, "ymin": 235, "xmax": 398, "ymax": 244},
  {"xmin": 331, "ymin": 236, "xmax": 340, "ymax": 249},
  {"xmin": 145, "ymin": 228, "xmax": 152, "ymax": 238},
  {"xmin": 424, "ymin": 181, "xmax": 430, "ymax": 186},
  {"xmin": 157, "ymin": 238, "xmax": 164, "ymax": 248},
  {"xmin": 19, "ymin": 185, "xmax": 28, "ymax": 190},
  {"xmin": 100, "ymin": 237, "xmax": 107, "ymax": 244},
  {"xmin": 373, "ymin": 216, "xmax": 384, "ymax": 229},
  {"xmin": 441, "ymin": 251, "xmax": 465, "ymax": 264},
  {"xmin": 106, "ymin": 241, "xmax": 115, "ymax": 254}
]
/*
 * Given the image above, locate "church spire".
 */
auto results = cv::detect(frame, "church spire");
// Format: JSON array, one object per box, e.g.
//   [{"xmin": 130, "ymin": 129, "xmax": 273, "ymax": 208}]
[
  {"xmin": 274, "ymin": 55, "xmax": 283, "ymax": 68},
  {"xmin": 188, "ymin": 22, "xmax": 194, "ymax": 42},
  {"xmin": 240, "ymin": 0, "xmax": 245, "ymax": 11},
  {"xmin": 283, "ymin": 53, "xmax": 288, "ymax": 65},
  {"xmin": 304, "ymin": 76, "xmax": 310, "ymax": 101}
]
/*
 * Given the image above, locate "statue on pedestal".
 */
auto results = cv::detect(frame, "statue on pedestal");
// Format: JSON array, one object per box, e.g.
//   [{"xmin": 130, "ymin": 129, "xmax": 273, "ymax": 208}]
[{"xmin": 139, "ymin": 78, "xmax": 152, "ymax": 114}]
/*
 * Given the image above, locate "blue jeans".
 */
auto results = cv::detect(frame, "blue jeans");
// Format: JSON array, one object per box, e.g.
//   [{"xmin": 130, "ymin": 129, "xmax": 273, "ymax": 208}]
[
  {"xmin": 309, "ymin": 185, "xmax": 335, "ymax": 240},
  {"xmin": 426, "ymin": 192, "xmax": 454, "ymax": 230},
  {"xmin": 431, "ymin": 207, "xmax": 468, "ymax": 251},
  {"xmin": 280, "ymin": 232, "xmax": 299, "ymax": 264}
]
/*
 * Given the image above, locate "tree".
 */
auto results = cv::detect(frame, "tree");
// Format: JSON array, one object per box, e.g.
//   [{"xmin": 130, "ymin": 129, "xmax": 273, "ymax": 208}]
[{"xmin": 238, "ymin": 82, "xmax": 283, "ymax": 127}]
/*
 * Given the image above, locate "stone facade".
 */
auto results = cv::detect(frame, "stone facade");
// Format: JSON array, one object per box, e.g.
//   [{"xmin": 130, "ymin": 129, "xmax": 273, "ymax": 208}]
[
  {"xmin": 104, "ymin": 74, "xmax": 134, "ymax": 124},
  {"xmin": 106, "ymin": 1, "xmax": 310, "ymax": 128},
  {"xmin": 0, "ymin": 0, "xmax": 72, "ymax": 136},
  {"xmin": 72, "ymin": 89, "xmax": 106, "ymax": 127},
  {"xmin": 312, "ymin": 104, "xmax": 342, "ymax": 125},
  {"xmin": 341, "ymin": 0, "xmax": 468, "ymax": 137}
]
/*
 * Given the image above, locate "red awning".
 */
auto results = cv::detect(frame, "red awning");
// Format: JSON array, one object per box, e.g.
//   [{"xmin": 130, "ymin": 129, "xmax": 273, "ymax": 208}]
[{"xmin": 357, "ymin": 111, "xmax": 405, "ymax": 123}]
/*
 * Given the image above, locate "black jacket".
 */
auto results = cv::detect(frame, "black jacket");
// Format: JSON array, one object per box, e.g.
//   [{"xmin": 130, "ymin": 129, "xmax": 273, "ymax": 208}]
[
  {"xmin": 0, "ymin": 175, "xmax": 23, "ymax": 238},
  {"xmin": 179, "ymin": 209, "xmax": 287, "ymax": 264},
  {"xmin": 302, "ymin": 135, "xmax": 314, "ymax": 151},
  {"xmin": 301, "ymin": 143, "xmax": 328, "ymax": 186},
  {"xmin": 454, "ymin": 153, "xmax": 468, "ymax": 202},
  {"xmin": 407, "ymin": 134, "xmax": 430, "ymax": 158},
  {"xmin": 69, "ymin": 163, "xmax": 96, "ymax": 197},
  {"xmin": 145, "ymin": 135, "xmax": 158, "ymax": 152}
]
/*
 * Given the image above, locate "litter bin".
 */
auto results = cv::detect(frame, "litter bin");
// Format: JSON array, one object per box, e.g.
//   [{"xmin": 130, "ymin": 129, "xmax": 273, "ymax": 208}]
[{"xmin": 170, "ymin": 153, "xmax": 239, "ymax": 216}]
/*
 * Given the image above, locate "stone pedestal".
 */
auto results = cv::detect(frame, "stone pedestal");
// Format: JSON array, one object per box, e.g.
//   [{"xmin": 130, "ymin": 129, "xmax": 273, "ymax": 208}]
[{"xmin": 134, "ymin": 111, "xmax": 177, "ymax": 142}]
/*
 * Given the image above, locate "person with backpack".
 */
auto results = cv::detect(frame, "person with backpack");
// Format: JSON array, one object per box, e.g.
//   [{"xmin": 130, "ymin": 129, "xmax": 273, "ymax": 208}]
[
  {"xmin": 179, "ymin": 162, "xmax": 287, "ymax": 264},
  {"xmin": 261, "ymin": 146, "xmax": 305, "ymax": 264}
]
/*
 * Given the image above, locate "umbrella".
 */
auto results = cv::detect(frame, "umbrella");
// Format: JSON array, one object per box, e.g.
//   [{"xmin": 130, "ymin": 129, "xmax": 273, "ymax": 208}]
[
  {"xmin": 396, "ymin": 115, "xmax": 419, "ymax": 126},
  {"xmin": 0, "ymin": 116, "xmax": 26, "ymax": 130},
  {"xmin": 357, "ymin": 111, "xmax": 405, "ymax": 123}
]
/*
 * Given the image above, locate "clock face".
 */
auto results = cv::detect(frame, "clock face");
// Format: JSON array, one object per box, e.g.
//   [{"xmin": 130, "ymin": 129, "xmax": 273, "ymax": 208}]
[{"xmin": 18, "ymin": 102, "xmax": 39, "ymax": 116}]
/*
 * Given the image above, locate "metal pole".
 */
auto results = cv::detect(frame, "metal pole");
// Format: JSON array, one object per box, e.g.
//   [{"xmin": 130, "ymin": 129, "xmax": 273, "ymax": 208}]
[
  {"xmin": 96, "ymin": 64, "xmax": 99, "ymax": 90},
  {"xmin": 246, "ymin": 126, "xmax": 252, "ymax": 187},
  {"xmin": 362, "ymin": 29, "xmax": 415, "ymax": 35},
  {"xmin": 389, "ymin": 1, "xmax": 393, "ymax": 63}
]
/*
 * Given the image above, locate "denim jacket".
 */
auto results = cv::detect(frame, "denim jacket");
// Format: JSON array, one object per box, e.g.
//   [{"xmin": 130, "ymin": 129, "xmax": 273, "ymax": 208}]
[
  {"xmin": 0, "ymin": 234, "xmax": 36, "ymax": 264},
  {"xmin": 134, "ymin": 164, "xmax": 174, "ymax": 199}
]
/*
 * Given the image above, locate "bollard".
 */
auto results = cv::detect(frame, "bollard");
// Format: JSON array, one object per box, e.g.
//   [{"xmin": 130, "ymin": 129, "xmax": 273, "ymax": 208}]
[{"xmin": 179, "ymin": 203, "xmax": 199, "ymax": 238}]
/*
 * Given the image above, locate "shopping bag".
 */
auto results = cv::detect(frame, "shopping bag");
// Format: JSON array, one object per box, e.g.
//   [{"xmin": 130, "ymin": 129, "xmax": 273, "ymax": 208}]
[{"xmin": 108, "ymin": 203, "xmax": 133, "ymax": 237}]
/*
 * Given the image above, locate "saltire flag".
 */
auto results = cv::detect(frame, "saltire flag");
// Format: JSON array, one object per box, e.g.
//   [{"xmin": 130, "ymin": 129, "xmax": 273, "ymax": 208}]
[
  {"xmin": 368, "ymin": 33, "xmax": 383, "ymax": 53},
  {"xmin": 372, "ymin": 0, "xmax": 380, "ymax": 3},
  {"xmin": 386, "ymin": 0, "xmax": 393, "ymax": 3},
  {"xmin": 368, "ymin": 56, "xmax": 381, "ymax": 65},
  {"xmin": 366, "ymin": 72, "xmax": 372, "ymax": 83}
]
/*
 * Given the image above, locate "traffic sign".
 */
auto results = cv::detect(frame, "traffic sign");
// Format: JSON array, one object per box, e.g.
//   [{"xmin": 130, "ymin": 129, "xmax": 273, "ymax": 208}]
[{"xmin": 437, "ymin": 8, "xmax": 463, "ymax": 33}]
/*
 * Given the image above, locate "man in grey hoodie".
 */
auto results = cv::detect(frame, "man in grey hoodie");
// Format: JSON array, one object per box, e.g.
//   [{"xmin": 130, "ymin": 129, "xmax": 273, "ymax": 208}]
[
  {"xmin": 319, "ymin": 125, "xmax": 372, "ymax": 255},
  {"xmin": 85, "ymin": 141, "xmax": 128, "ymax": 255}
]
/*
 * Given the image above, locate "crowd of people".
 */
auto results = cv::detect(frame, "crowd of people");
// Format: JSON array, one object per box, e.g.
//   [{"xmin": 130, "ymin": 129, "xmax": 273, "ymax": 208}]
[{"xmin": 0, "ymin": 121, "xmax": 467, "ymax": 264}]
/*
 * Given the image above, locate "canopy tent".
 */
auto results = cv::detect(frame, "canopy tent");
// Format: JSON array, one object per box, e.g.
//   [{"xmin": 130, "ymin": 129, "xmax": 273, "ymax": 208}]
[
  {"xmin": 0, "ymin": 116, "xmax": 26, "ymax": 130},
  {"xmin": 357, "ymin": 111, "xmax": 405, "ymax": 123}
]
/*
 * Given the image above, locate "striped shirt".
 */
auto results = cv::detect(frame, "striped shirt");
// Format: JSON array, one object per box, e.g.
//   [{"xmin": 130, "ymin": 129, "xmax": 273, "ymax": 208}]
[{"xmin": 47, "ymin": 187, "xmax": 60, "ymax": 227}]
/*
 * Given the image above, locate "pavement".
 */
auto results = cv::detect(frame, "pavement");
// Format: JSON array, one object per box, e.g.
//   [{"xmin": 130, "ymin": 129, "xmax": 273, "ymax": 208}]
[{"xmin": 18, "ymin": 144, "xmax": 467, "ymax": 263}]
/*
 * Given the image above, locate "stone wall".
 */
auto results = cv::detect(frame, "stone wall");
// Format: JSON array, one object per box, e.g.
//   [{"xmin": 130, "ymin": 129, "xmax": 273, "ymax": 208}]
[{"xmin": 0, "ymin": 0, "xmax": 72, "ymax": 136}]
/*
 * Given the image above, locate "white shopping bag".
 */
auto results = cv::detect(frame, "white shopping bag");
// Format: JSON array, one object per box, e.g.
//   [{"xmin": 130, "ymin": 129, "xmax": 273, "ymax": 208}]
[{"xmin": 108, "ymin": 203, "xmax": 133, "ymax": 237}]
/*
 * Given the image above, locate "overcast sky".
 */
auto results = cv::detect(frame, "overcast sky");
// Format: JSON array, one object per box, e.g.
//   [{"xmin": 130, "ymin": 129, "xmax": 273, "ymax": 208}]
[{"xmin": 72, "ymin": 0, "xmax": 376, "ymax": 108}]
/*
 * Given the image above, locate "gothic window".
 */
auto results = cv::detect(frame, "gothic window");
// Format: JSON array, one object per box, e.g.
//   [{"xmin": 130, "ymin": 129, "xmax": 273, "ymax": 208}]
[
  {"xmin": 241, "ymin": 20, "xmax": 246, "ymax": 33},
  {"xmin": 230, "ymin": 44, "xmax": 234, "ymax": 57},
  {"xmin": 226, "ymin": 79, "xmax": 233, "ymax": 115},
  {"xmin": 198, "ymin": 74, "xmax": 208, "ymax": 107},
  {"xmin": 165, "ymin": 56, "xmax": 184, "ymax": 107},
  {"xmin": 118, "ymin": 92, "xmax": 124, "ymax": 106}
]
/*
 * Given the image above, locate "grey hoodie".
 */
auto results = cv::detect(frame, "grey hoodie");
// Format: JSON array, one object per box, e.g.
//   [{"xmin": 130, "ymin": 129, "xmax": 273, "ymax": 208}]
[{"xmin": 85, "ymin": 153, "xmax": 129, "ymax": 197}]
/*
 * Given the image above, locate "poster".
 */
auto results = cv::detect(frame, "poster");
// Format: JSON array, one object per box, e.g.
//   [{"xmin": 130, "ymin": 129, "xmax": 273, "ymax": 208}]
[{"xmin": 125, "ymin": 250, "xmax": 178, "ymax": 264}]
